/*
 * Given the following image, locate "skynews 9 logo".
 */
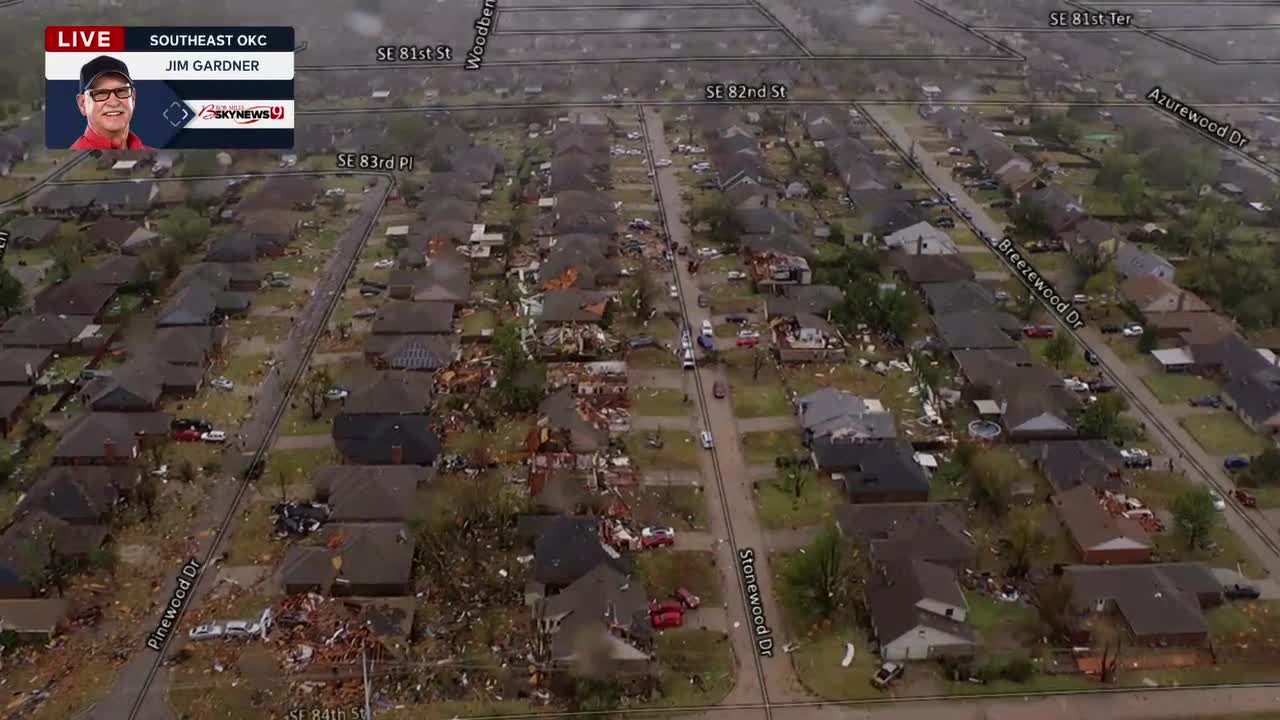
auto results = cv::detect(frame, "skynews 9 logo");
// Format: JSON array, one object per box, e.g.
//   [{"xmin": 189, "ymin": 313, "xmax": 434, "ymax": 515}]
[{"xmin": 197, "ymin": 103, "xmax": 285, "ymax": 124}]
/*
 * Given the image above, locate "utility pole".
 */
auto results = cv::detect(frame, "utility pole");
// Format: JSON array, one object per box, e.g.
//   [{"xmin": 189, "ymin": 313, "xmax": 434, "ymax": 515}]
[{"xmin": 362, "ymin": 649, "xmax": 373, "ymax": 718}]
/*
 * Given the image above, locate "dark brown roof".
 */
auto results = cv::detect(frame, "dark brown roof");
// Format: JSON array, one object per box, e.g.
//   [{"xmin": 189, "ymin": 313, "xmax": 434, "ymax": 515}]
[
  {"xmin": 0, "ymin": 348, "xmax": 51, "ymax": 385},
  {"xmin": 343, "ymin": 372, "xmax": 434, "ymax": 415},
  {"xmin": 279, "ymin": 523, "xmax": 414, "ymax": 593},
  {"xmin": 1053, "ymin": 485, "xmax": 1150, "ymax": 552},
  {"xmin": 53, "ymin": 412, "xmax": 171, "ymax": 461},
  {"xmin": 371, "ymin": 302, "xmax": 456, "ymax": 335},
  {"xmin": 32, "ymin": 278, "xmax": 116, "ymax": 316}
]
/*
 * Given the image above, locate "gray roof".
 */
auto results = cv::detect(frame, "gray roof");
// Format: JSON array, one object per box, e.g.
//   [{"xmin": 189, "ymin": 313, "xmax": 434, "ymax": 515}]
[
  {"xmin": 813, "ymin": 438, "xmax": 929, "ymax": 495},
  {"xmin": 866, "ymin": 558, "xmax": 976, "ymax": 648},
  {"xmin": 833, "ymin": 502, "xmax": 974, "ymax": 568},
  {"xmin": 795, "ymin": 388, "xmax": 896, "ymax": 440},
  {"xmin": 371, "ymin": 301, "xmax": 456, "ymax": 335},
  {"xmin": 1114, "ymin": 242, "xmax": 1173, "ymax": 279},
  {"xmin": 540, "ymin": 289, "xmax": 610, "ymax": 325},
  {"xmin": 1019, "ymin": 440, "xmax": 1125, "ymax": 493},
  {"xmin": 1064, "ymin": 563, "xmax": 1220, "ymax": 639},
  {"xmin": 922, "ymin": 281, "xmax": 996, "ymax": 315},
  {"xmin": 933, "ymin": 310, "xmax": 1017, "ymax": 350}
]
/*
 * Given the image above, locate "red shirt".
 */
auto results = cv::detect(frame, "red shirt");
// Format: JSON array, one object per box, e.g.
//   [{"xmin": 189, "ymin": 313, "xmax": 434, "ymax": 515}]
[{"xmin": 70, "ymin": 126, "xmax": 149, "ymax": 150}]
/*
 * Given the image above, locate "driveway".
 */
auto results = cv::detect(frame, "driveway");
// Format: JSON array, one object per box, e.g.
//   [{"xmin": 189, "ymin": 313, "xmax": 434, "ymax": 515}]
[
  {"xmin": 865, "ymin": 105, "xmax": 1280, "ymax": 580},
  {"xmin": 643, "ymin": 106, "xmax": 809, "ymax": 705},
  {"xmin": 81, "ymin": 176, "xmax": 391, "ymax": 720}
]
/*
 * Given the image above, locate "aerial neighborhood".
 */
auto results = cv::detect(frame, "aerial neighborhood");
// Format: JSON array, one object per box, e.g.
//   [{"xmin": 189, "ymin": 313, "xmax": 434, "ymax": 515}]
[{"xmin": 0, "ymin": 1, "xmax": 1279, "ymax": 719}]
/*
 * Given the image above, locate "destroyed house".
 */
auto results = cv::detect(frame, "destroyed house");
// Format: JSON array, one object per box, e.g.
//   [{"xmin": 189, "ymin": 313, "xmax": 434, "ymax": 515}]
[
  {"xmin": 546, "ymin": 362, "xmax": 628, "ymax": 398},
  {"xmin": 539, "ymin": 289, "xmax": 610, "ymax": 326},
  {"xmin": 541, "ymin": 562, "xmax": 653, "ymax": 666},
  {"xmin": 520, "ymin": 514, "xmax": 632, "ymax": 594},
  {"xmin": 536, "ymin": 387, "xmax": 610, "ymax": 453},
  {"xmin": 764, "ymin": 285, "xmax": 843, "ymax": 319},
  {"xmin": 541, "ymin": 245, "xmax": 620, "ymax": 290},
  {"xmin": 332, "ymin": 414, "xmax": 441, "ymax": 466},
  {"xmin": 280, "ymin": 523, "xmax": 414, "ymax": 597}
]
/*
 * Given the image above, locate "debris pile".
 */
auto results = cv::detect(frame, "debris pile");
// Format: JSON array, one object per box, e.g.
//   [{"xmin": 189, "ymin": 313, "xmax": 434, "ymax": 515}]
[
  {"xmin": 1102, "ymin": 490, "xmax": 1165, "ymax": 533},
  {"xmin": 273, "ymin": 501, "xmax": 331, "ymax": 537}
]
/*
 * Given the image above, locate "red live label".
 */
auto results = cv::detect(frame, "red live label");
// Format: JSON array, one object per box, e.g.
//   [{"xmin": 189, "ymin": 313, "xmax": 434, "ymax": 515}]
[{"xmin": 45, "ymin": 26, "xmax": 125, "ymax": 52}]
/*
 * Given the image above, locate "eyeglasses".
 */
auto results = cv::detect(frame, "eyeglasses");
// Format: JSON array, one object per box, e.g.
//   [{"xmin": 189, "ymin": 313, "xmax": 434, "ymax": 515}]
[{"xmin": 86, "ymin": 86, "xmax": 133, "ymax": 102}]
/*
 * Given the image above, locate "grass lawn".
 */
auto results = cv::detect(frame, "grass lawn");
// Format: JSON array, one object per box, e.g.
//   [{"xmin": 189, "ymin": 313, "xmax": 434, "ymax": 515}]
[
  {"xmin": 1135, "ymin": 471, "xmax": 1266, "ymax": 578},
  {"xmin": 266, "ymin": 446, "xmax": 338, "ymax": 484},
  {"xmin": 965, "ymin": 591, "xmax": 1037, "ymax": 649},
  {"xmin": 442, "ymin": 417, "xmax": 533, "ymax": 457},
  {"xmin": 1143, "ymin": 369, "xmax": 1220, "ymax": 405},
  {"xmin": 460, "ymin": 308, "xmax": 496, "ymax": 337},
  {"xmin": 789, "ymin": 629, "xmax": 881, "ymax": 700},
  {"xmin": 621, "ymin": 484, "xmax": 710, "ymax": 530},
  {"xmin": 653, "ymin": 629, "xmax": 736, "ymax": 707},
  {"xmin": 755, "ymin": 476, "xmax": 839, "ymax": 529},
  {"xmin": 629, "ymin": 347, "xmax": 679, "ymax": 369},
  {"xmin": 215, "ymin": 349, "xmax": 272, "ymax": 387},
  {"xmin": 169, "ymin": 390, "xmax": 251, "ymax": 429},
  {"xmin": 278, "ymin": 404, "xmax": 335, "ymax": 436},
  {"xmin": 964, "ymin": 251, "xmax": 1008, "ymax": 274},
  {"xmin": 626, "ymin": 430, "xmax": 701, "ymax": 468},
  {"xmin": 636, "ymin": 550, "xmax": 724, "ymax": 604},
  {"xmin": 731, "ymin": 382, "xmax": 792, "ymax": 418},
  {"xmin": 741, "ymin": 430, "xmax": 804, "ymax": 465},
  {"xmin": 779, "ymin": 361, "xmax": 919, "ymax": 421},
  {"xmin": 1181, "ymin": 413, "xmax": 1270, "ymax": 457},
  {"xmin": 630, "ymin": 387, "xmax": 691, "ymax": 417}
]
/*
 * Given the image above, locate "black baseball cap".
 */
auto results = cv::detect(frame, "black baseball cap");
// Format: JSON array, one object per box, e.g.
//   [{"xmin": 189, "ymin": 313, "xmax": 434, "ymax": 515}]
[{"xmin": 79, "ymin": 55, "xmax": 132, "ymax": 93}]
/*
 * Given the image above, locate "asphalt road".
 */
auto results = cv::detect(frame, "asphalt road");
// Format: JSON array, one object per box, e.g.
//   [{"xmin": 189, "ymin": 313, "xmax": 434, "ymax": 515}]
[
  {"xmin": 79, "ymin": 177, "xmax": 391, "ymax": 720},
  {"xmin": 863, "ymin": 105, "xmax": 1280, "ymax": 580},
  {"xmin": 642, "ymin": 107, "xmax": 807, "ymax": 718}
]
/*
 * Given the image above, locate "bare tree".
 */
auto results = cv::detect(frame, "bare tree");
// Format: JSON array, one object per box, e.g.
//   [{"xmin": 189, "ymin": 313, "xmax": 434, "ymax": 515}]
[
  {"xmin": 301, "ymin": 366, "xmax": 335, "ymax": 419},
  {"xmin": 1030, "ymin": 577, "xmax": 1075, "ymax": 643}
]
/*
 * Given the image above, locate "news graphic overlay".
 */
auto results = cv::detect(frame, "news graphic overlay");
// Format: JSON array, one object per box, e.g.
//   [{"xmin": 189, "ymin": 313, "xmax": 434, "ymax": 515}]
[{"xmin": 46, "ymin": 26, "xmax": 295, "ymax": 149}]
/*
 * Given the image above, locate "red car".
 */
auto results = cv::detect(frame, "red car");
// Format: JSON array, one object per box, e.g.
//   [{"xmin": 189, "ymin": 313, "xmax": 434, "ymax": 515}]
[
  {"xmin": 651, "ymin": 609, "xmax": 684, "ymax": 629},
  {"xmin": 650, "ymin": 599, "xmax": 684, "ymax": 615},
  {"xmin": 736, "ymin": 336, "xmax": 759, "ymax": 348},
  {"xmin": 1022, "ymin": 325, "xmax": 1055, "ymax": 339},
  {"xmin": 173, "ymin": 429, "xmax": 201, "ymax": 442},
  {"xmin": 675, "ymin": 588, "xmax": 702, "ymax": 609}
]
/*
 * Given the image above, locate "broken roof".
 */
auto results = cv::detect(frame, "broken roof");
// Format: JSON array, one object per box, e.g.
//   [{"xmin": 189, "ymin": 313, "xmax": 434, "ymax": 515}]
[
  {"xmin": 279, "ymin": 523, "xmax": 414, "ymax": 594},
  {"xmin": 0, "ymin": 347, "xmax": 51, "ymax": 384},
  {"xmin": 540, "ymin": 289, "xmax": 610, "ymax": 325},
  {"xmin": 1053, "ymin": 485, "xmax": 1151, "ymax": 552},
  {"xmin": 796, "ymin": 387, "xmax": 896, "ymax": 440},
  {"xmin": 523, "ymin": 514, "xmax": 632, "ymax": 587}
]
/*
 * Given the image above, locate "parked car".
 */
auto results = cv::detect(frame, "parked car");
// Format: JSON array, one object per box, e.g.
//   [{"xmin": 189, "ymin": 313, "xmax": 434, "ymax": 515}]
[
  {"xmin": 373, "ymin": 258, "xmax": 395, "ymax": 270},
  {"xmin": 201, "ymin": 430, "xmax": 228, "ymax": 444},
  {"xmin": 628, "ymin": 334, "xmax": 657, "ymax": 350},
  {"xmin": 675, "ymin": 588, "xmax": 702, "ymax": 609},
  {"xmin": 934, "ymin": 216, "xmax": 955, "ymax": 228},
  {"xmin": 871, "ymin": 661, "xmax": 904, "ymax": 689},
  {"xmin": 651, "ymin": 609, "xmax": 684, "ymax": 629},
  {"xmin": 959, "ymin": 208, "xmax": 973, "ymax": 220},
  {"xmin": 700, "ymin": 431, "xmax": 714, "ymax": 449},
  {"xmin": 267, "ymin": 277, "xmax": 291, "ymax": 288},
  {"xmin": 1225, "ymin": 583, "xmax": 1262, "ymax": 600},
  {"xmin": 993, "ymin": 290, "xmax": 1010, "ymax": 301},
  {"xmin": 324, "ymin": 388, "xmax": 349, "ymax": 401},
  {"xmin": 1071, "ymin": 294, "xmax": 1089, "ymax": 304},
  {"xmin": 713, "ymin": 381, "xmax": 728, "ymax": 399},
  {"xmin": 1224, "ymin": 455, "xmax": 1251, "ymax": 470},
  {"xmin": 1122, "ymin": 323, "xmax": 1144, "ymax": 337},
  {"xmin": 1209, "ymin": 489, "xmax": 1227, "ymax": 512},
  {"xmin": 701, "ymin": 320, "xmax": 713, "ymax": 337},
  {"xmin": 649, "ymin": 599, "xmax": 684, "ymax": 615},
  {"xmin": 1085, "ymin": 351, "xmax": 1100, "ymax": 366},
  {"xmin": 172, "ymin": 418, "xmax": 213, "ymax": 432},
  {"xmin": 696, "ymin": 334, "xmax": 714, "ymax": 351},
  {"xmin": 1189, "ymin": 395, "xmax": 1221, "ymax": 408},
  {"xmin": 655, "ymin": 158, "xmax": 672, "ymax": 168},
  {"xmin": 359, "ymin": 286, "xmax": 382, "ymax": 297},
  {"xmin": 210, "ymin": 377, "xmax": 234, "ymax": 391},
  {"xmin": 697, "ymin": 294, "xmax": 709, "ymax": 308},
  {"xmin": 1062, "ymin": 377, "xmax": 1090, "ymax": 392},
  {"xmin": 1100, "ymin": 324, "xmax": 1122, "ymax": 335},
  {"xmin": 668, "ymin": 284, "xmax": 679, "ymax": 299},
  {"xmin": 736, "ymin": 335, "xmax": 759, "ymax": 348},
  {"xmin": 696, "ymin": 247, "xmax": 720, "ymax": 258},
  {"xmin": 641, "ymin": 527, "xmax": 676, "ymax": 548},
  {"xmin": 1234, "ymin": 489, "xmax": 1258, "ymax": 508},
  {"xmin": 1022, "ymin": 325, "xmax": 1054, "ymax": 339},
  {"xmin": 173, "ymin": 429, "xmax": 202, "ymax": 442},
  {"xmin": 738, "ymin": 329, "xmax": 760, "ymax": 340},
  {"xmin": 1120, "ymin": 448, "xmax": 1152, "ymax": 469},
  {"xmin": 681, "ymin": 350, "xmax": 695, "ymax": 370},
  {"xmin": 352, "ymin": 308, "xmax": 376, "ymax": 319},
  {"xmin": 189, "ymin": 624, "xmax": 225, "ymax": 640},
  {"xmin": 223, "ymin": 619, "xmax": 259, "ymax": 637}
]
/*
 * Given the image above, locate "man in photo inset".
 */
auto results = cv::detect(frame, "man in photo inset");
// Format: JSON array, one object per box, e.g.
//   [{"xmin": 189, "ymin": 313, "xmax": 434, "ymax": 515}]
[{"xmin": 71, "ymin": 55, "xmax": 149, "ymax": 150}]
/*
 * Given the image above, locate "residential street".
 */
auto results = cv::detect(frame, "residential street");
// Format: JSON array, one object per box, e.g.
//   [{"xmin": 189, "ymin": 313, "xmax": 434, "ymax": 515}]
[
  {"xmin": 642, "ymin": 106, "xmax": 808, "ymax": 709},
  {"xmin": 863, "ymin": 105, "xmax": 1280, "ymax": 580},
  {"xmin": 80, "ymin": 176, "xmax": 391, "ymax": 720}
]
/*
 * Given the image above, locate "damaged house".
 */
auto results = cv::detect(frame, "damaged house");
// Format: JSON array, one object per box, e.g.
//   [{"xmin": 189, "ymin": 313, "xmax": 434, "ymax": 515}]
[
  {"xmin": 280, "ymin": 523, "xmax": 415, "ymax": 596},
  {"xmin": 795, "ymin": 387, "xmax": 896, "ymax": 443}
]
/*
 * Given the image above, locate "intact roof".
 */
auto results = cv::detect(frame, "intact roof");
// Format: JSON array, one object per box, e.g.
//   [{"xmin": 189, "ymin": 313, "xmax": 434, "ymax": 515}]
[
  {"xmin": 15, "ymin": 466, "xmax": 117, "ymax": 523},
  {"xmin": 553, "ymin": 190, "xmax": 615, "ymax": 216},
  {"xmin": 796, "ymin": 387, "xmax": 896, "ymax": 440},
  {"xmin": 1, "ymin": 511, "xmax": 108, "ymax": 559},
  {"xmin": 236, "ymin": 175, "xmax": 320, "ymax": 213},
  {"xmin": 1224, "ymin": 363, "xmax": 1280, "ymax": 428},
  {"xmin": 1053, "ymin": 484, "xmax": 1151, "ymax": 552},
  {"xmin": 736, "ymin": 207, "xmax": 799, "ymax": 236},
  {"xmin": 922, "ymin": 281, "xmax": 995, "ymax": 315},
  {"xmin": 0, "ymin": 385, "xmax": 32, "ymax": 422},
  {"xmin": 312, "ymin": 465, "xmax": 430, "ymax": 500},
  {"xmin": 417, "ymin": 197, "xmax": 479, "ymax": 224},
  {"xmin": 204, "ymin": 233, "xmax": 259, "ymax": 263},
  {"xmin": 371, "ymin": 301, "xmax": 456, "ymax": 335},
  {"xmin": 933, "ymin": 310, "xmax": 1017, "ymax": 350},
  {"xmin": 1114, "ymin": 241, "xmax": 1174, "ymax": 279},
  {"xmin": 156, "ymin": 283, "xmax": 218, "ymax": 326},
  {"xmin": 365, "ymin": 334, "xmax": 459, "ymax": 371},
  {"xmin": 279, "ymin": 523, "xmax": 414, "ymax": 593},
  {"xmin": 525, "ymin": 514, "xmax": 632, "ymax": 587},
  {"xmin": 3, "ymin": 216, "xmax": 60, "ymax": 243},
  {"xmin": 814, "ymin": 438, "xmax": 929, "ymax": 493},
  {"xmin": 887, "ymin": 251, "xmax": 975, "ymax": 284},
  {"xmin": 765, "ymin": 284, "xmax": 844, "ymax": 318},
  {"xmin": 32, "ymin": 278, "xmax": 117, "ymax": 317},
  {"xmin": 0, "ymin": 348, "xmax": 51, "ymax": 384},
  {"xmin": 1146, "ymin": 312, "xmax": 1234, "ymax": 345},
  {"xmin": 1018, "ymin": 440, "xmax": 1125, "ymax": 493},
  {"xmin": 82, "ymin": 255, "xmax": 145, "ymax": 286},
  {"xmin": 151, "ymin": 325, "xmax": 225, "ymax": 365},
  {"xmin": 88, "ymin": 216, "xmax": 144, "ymax": 248},
  {"xmin": 332, "ymin": 413, "xmax": 441, "ymax": 465},
  {"xmin": 1064, "ymin": 563, "xmax": 1219, "ymax": 638},
  {"xmin": 1121, "ymin": 275, "xmax": 1209, "ymax": 314},
  {"xmin": 833, "ymin": 502, "xmax": 974, "ymax": 567},
  {"xmin": 0, "ymin": 598, "xmax": 69, "ymax": 635},
  {"xmin": 540, "ymin": 289, "xmax": 610, "ymax": 324},
  {"xmin": 2, "ymin": 314, "xmax": 95, "ymax": 348},
  {"xmin": 54, "ymin": 412, "xmax": 171, "ymax": 460},
  {"xmin": 883, "ymin": 222, "xmax": 958, "ymax": 255},
  {"xmin": 343, "ymin": 372, "xmax": 434, "ymax": 415},
  {"xmin": 325, "ymin": 468, "xmax": 420, "ymax": 522},
  {"xmin": 865, "ymin": 558, "xmax": 976, "ymax": 648}
]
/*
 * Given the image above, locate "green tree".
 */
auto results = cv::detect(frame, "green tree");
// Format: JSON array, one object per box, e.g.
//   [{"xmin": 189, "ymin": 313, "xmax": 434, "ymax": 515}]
[
  {"xmin": 781, "ymin": 524, "xmax": 860, "ymax": 623},
  {"xmin": 1171, "ymin": 488, "xmax": 1218, "ymax": 550},
  {"xmin": 969, "ymin": 452, "xmax": 1014, "ymax": 516},
  {"xmin": 1137, "ymin": 326, "xmax": 1156, "ymax": 353},
  {"xmin": 1079, "ymin": 392, "xmax": 1128, "ymax": 438},
  {"xmin": 780, "ymin": 463, "xmax": 815, "ymax": 500},
  {"xmin": 1119, "ymin": 172, "xmax": 1148, "ymax": 217},
  {"xmin": 691, "ymin": 193, "xmax": 743, "ymax": 248},
  {"xmin": 50, "ymin": 228, "xmax": 88, "ymax": 280},
  {"xmin": 1042, "ymin": 332, "xmax": 1075, "ymax": 370},
  {"xmin": 1241, "ymin": 447, "xmax": 1280, "ymax": 488},
  {"xmin": 182, "ymin": 150, "xmax": 221, "ymax": 177},
  {"xmin": 158, "ymin": 206, "xmax": 211, "ymax": 252},
  {"xmin": 1008, "ymin": 197, "xmax": 1050, "ymax": 236},
  {"xmin": 1031, "ymin": 577, "xmax": 1076, "ymax": 642},
  {"xmin": 0, "ymin": 266, "xmax": 25, "ymax": 319},
  {"xmin": 178, "ymin": 460, "xmax": 197, "ymax": 485},
  {"xmin": 1005, "ymin": 507, "xmax": 1051, "ymax": 577},
  {"xmin": 1095, "ymin": 150, "xmax": 1139, "ymax": 192},
  {"xmin": 1011, "ymin": 283, "xmax": 1039, "ymax": 323}
]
